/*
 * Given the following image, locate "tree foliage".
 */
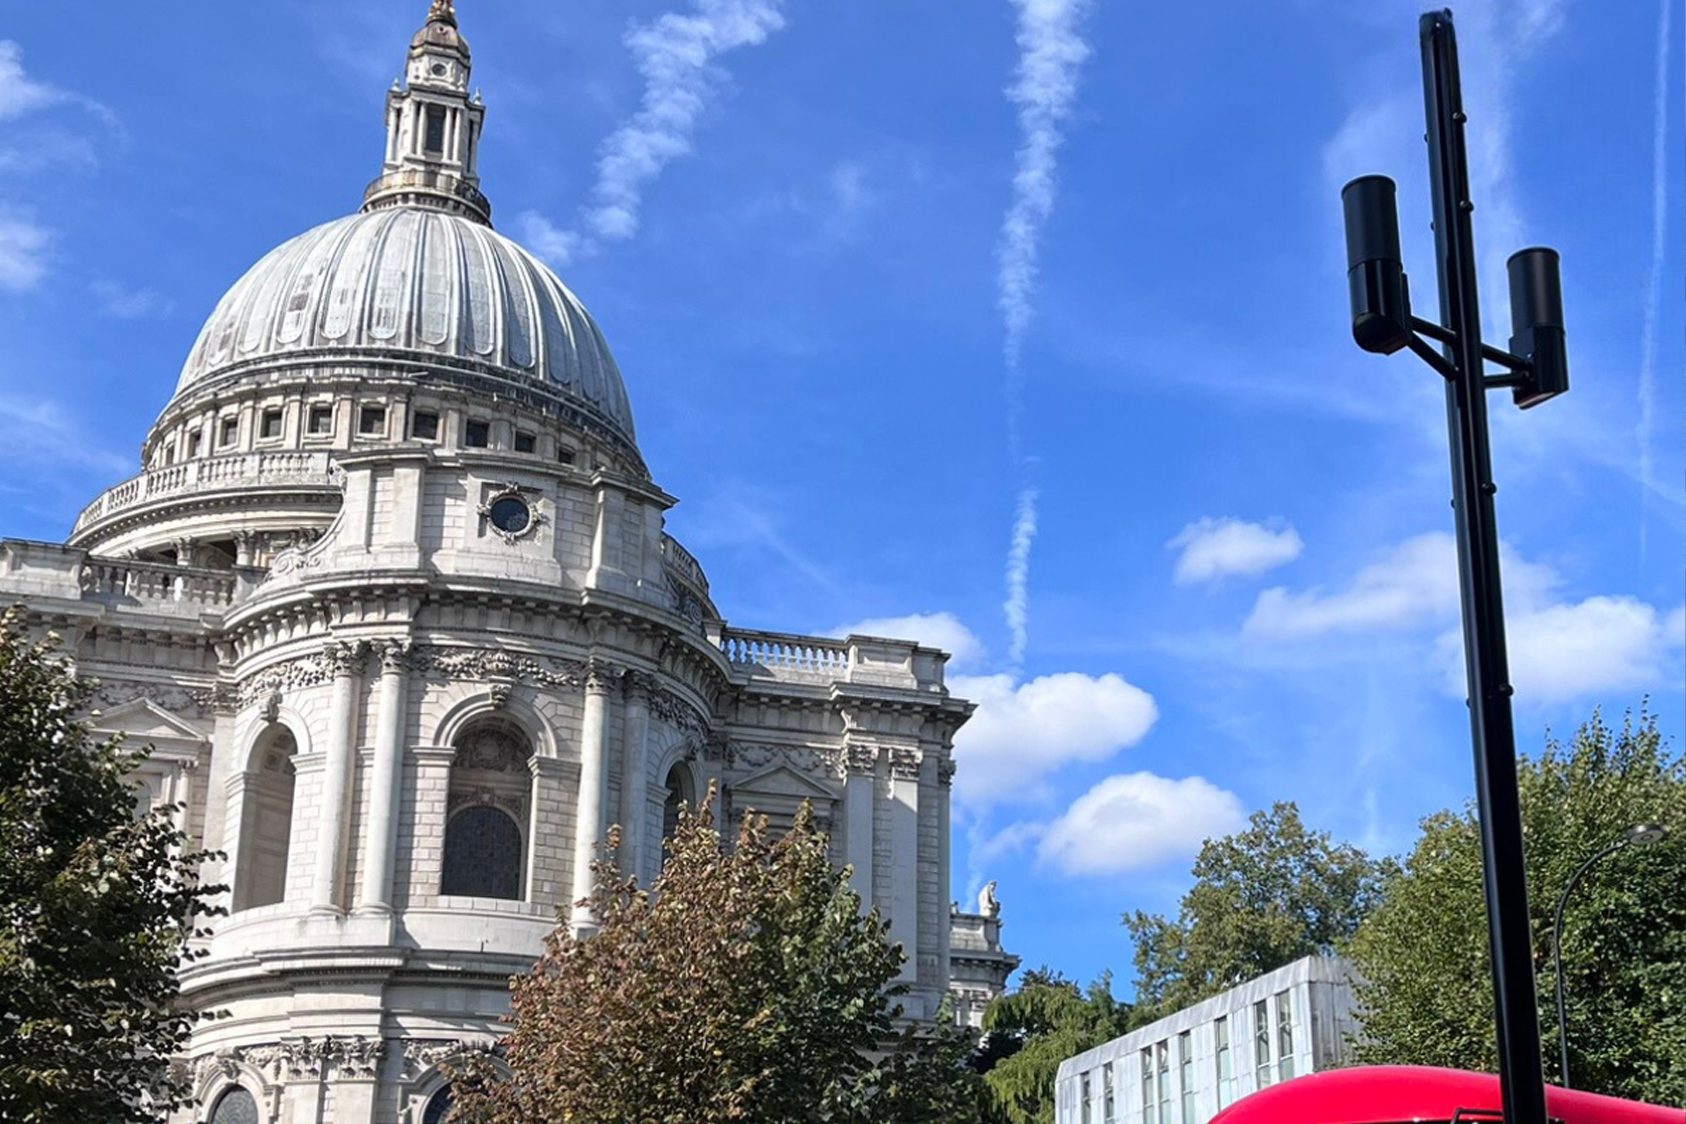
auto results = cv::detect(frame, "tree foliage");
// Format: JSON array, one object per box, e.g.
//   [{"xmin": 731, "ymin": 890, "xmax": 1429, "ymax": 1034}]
[
  {"xmin": 1123, "ymin": 802, "xmax": 1393, "ymax": 1019},
  {"xmin": 454, "ymin": 794, "xmax": 986, "ymax": 1123},
  {"xmin": 976, "ymin": 971, "xmax": 1134, "ymax": 1124},
  {"xmin": 0, "ymin": 608, "xmax": 223, "ymax": 1122},
  {"xmin": 1350, "ymin": 710, "xmax": 1686, "ymax": 1102}
]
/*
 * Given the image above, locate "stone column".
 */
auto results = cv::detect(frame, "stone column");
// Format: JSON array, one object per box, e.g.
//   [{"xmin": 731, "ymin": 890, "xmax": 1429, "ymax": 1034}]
[
  {"xmin": 937, "ymin": 752, "xmax": 954, "ymax": 996},
  {"xmin": 843, "ymin": 743, "xmax": 877, "ymax": 908},
  {"xmin": 570, "ymin": 661, "xmax": 616, "ymax": 935},
  {"xmin": 617, "ymin": 673, "xmax": 651, "ymax": 881},
  {"xmin": 311, "ymin": 641, "xmax": 365, "ymax": 913},
  {"xmin": 358, "ymin": 641, "xmax": 409, "ymax": 913}
]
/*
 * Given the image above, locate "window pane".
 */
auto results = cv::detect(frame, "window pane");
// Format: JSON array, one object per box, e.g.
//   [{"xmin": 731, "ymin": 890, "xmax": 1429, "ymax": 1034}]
[
  {"xmin": 1179, "ymin": 1031, "xmax": 1194, "ymax": 1121},
  {"xmin": 1141, "ymin": 1049, "xmax": 1155, "ymax": 1124},
  {"xmin": 514, "ymin": 431, "xmax": 536, "ymax": 453},
  {"xmin": 425, "ymin": 105, "xmax": 446, "ymax": 153},
  {"xmin": 413, "ymin": 411, "xmax": 440, "ymax": 440},
  {"xmin": 359, "ymin": 405, "xmax": 386, "ymax": 435},
  {"xmin": 1104, "ymin": 1064, "xmax": 1116, "ymax": 1123},
  {"xmin": 441, "ymin": 805, "xmax": 523, "ymax": 899},
  {"xmin": 1277, "ymin": 991, "xmax": 1295, "ymax": 1080},
  {"xmin": 308, "ymin": 405, "xmax": 332, "ymax": 434},
  {"xmin": 1254, "ymin": 998, "xmax": 1272, "ymax": 1086},
  {"xmin": 1082, "ymin": 1073, "xmax": 1092, "ymax": 1124},
  {"xmin": 465, "ymin": 419, "xmax": 490, "ymax": 447},
  {"xmin": 210, "ymin": 1088, "xmax": 259, "ymax": 1124}
]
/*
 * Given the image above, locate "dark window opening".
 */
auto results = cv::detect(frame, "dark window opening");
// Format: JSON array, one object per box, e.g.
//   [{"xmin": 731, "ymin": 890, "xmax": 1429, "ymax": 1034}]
[
  {"xmin": 260, "ymin": 408, "xmax": 283, "ymax": 439},
  {"xmin": 209, "ymin": 1087, "xmax": 259, "ymax": 1124},
  {"xmin": 161, "ymin": 443, "xmax": 175, "ymax": 466},
  {"xmin": 188, "ymin": 431, "xmax": 202, "ymax": 458},
  {"xmin": 307, "ymin": 404, "xmax": 333, "ymax": 435},
  {"xmin": 441, "ymin": 806, "xmax": 523, "ymax": 899},
  {"xmin": 412, "ymin": 411, "xmax": 440, "ymax": 440},
  {"xmin": 556, "ymin": 446, "xmax": 576, "ymax": 466},
  {"xmin": 423, "ymin": 1088, "xmax": 454, "ymax": 1124},
  {"xmin": 425, "ymin": 105, "xmax": 446, "ymax": 153},
  {"xmin": 514, "ymin": 431, "xmax": 536, "ymax": 454},
  {"xmin": 219, "ymin": 417, "xmax": 238, "ymax": 446},
  {"xmin": 465, "ymin": 419, "xmax": 490, "ymax": 448},
  {"xmin": 358, "ymin": 405, "xmax": 386, "ymax": 436}
]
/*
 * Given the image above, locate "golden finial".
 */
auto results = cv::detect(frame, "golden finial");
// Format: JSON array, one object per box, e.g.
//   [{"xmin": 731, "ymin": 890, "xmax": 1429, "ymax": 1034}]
[{"xmin": 428, "ymin": 0, "xmax": 457, "ymax": 25}]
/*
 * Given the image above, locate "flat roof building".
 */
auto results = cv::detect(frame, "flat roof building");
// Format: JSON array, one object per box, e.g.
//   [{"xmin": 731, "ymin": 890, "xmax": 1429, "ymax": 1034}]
[{"xmin": 1054, "ymin": 955, "xmax": 1358, "ymax": 1124}]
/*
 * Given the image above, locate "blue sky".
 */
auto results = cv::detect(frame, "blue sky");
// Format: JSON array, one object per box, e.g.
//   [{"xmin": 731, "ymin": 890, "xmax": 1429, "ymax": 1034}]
[{"xmin": 2, "ymin": 0, "xmax": 1681, "ymax": 993}]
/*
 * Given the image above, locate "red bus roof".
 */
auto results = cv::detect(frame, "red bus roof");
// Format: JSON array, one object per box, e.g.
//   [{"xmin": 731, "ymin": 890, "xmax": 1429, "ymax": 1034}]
[{"xmin": 1209, "ymin": 1066, "xmax": 1684, "ymax": 1124}]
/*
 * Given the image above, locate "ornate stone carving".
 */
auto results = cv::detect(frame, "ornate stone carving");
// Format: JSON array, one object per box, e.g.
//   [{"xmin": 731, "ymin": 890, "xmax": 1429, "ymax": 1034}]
[
  {"xmin": 378, "ymin": 639, "xmax": 411, "ymax": 673},
  {"xmin": 726, "ymin": 741, "xmax": 842, "ymax": 781},
  {"xmin": 87, "ymin": 680, "xmax": 212, "ymax": 721},
  {"xmin": 477, "ymin": 481, "xmax": 547, "ymax": 545},
  {"xmin": 584, "ymin": 658, "xmax": 623, "ymax": 694},
  {"xmin": 408, "ymin": 645, "xmax": 584, "ymax": 689},
  {"xmin": 888, "ymin": 746, "xmax": 922, "ymax": 780},
  {"xmin": 321, "ymin": 639, "xmax": 369, "ymax": 677},
  {"xmin": 937, "ymin": 756, "xmax": 957, "ymax": 787},
  {"xmin": 332, "ymin": 1035, "xmax": 385, "ymax": 1079},
  {"xmin": 259, "ymin": 689, "xmax": 281, "ymax": 724},
  {"xmin": 844, "ymin": 743, "xmax": 878, "ymax": 775},
  {"xmin": 455, "ymin": 724, "xmax": 529, "ymax": 772},
  {"xmin": 446, "ymin": 786, "xmax": 525, "ymax": 815},
  {"xmin": 978, "ymin": 879, "xmax": 1000, "ymax": 919},
  {"xmin": 400, "ymin": 1037, "xmax": 503, "ymax": 1077},
  {"xmin": 487, "ymin": 680, "xmax": 513, "ymax": 708},
  {"xmin": 236, "ymin": 651, "xmax": 337, "ymax": 709},
  {"xmin": 647, "ymin": 685, "xmax": 709, "ymax": 738}
]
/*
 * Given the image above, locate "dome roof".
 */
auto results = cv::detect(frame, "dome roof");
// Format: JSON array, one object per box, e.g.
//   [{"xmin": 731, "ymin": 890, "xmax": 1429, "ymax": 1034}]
[{"xmin": 173, "ymin": 208, "xmax": 635, "ymax": 442}]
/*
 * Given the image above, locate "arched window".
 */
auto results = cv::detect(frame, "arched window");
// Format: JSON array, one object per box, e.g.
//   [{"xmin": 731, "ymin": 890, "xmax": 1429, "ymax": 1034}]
[
  {"xmin": 209, "ymin": 1086, "xmax": 258, "ymax": 1124},
  {"xmin": 234, "ymin": 727, "xmax": 297, "ymax": 910},
  {"xmin": 422, "ymin": 1085, "xmax": 453, "ymax": 1124},
  {"xmin": 441, "ymin": 719, "xmax": 532, "ymax": 900},
  {"xmin": 660, "ymin": 763, "xmax": 695, "ymax": 865}
]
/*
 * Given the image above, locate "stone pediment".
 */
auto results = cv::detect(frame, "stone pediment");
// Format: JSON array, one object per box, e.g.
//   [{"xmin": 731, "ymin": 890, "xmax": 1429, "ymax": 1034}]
[
  {"xmin": 90, "ymin": 697, "xmax": 208, "ymax": 748},
  {"xmin": 730, "ymin": 763, "xmax": 839, "ymax": 803}
]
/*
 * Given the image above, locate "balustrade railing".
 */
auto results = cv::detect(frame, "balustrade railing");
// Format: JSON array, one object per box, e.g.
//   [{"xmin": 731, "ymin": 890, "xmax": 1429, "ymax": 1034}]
[
  {"xmin": 77, "ymin": 557, "xmax": 240, "ymax": 609},
  {"xmin": 719, "ymin": 628, "xmax": 851, "ymax": 677},
  {"xmin": 658, "ymin": 533, "xmax": 709, "ymax": 595},
  {"xmin": 73, "ymin": 450, "xmax": 338, "ymax": 536}
]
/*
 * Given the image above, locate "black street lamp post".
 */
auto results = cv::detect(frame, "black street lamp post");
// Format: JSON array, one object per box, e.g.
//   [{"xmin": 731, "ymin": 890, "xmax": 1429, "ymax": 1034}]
[
  {"xmin": 1551, "ymin": 824, "xmax": 1668, "ymax": 1089},
  {"xmin": 1340, "ymin": 11, "xmax": 1572, "ymax": 1124}
]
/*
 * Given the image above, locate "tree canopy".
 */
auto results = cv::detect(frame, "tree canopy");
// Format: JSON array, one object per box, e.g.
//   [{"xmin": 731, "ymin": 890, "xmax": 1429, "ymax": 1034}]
[
  {"xmin": 1350, "ymin": 710, "xmax": 1686, "ymax": 1102},
  {"xmin": 0, "ymin": 608, "xmax": 222, "ymax": 1123},
  {"xmin": 1123, "ymin": 801, "xmax": 1393, "ymax": 1019},
  {"xmin": 976, "ymin": 970, "xmax": 1134, "ymax": 1124},
  {"xmin": 454, "ymin": 793, "xmax": 986, "ymax": 1123}
]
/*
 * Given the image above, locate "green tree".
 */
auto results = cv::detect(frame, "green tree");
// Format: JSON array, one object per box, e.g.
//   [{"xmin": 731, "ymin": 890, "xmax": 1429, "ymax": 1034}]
[
  {"xmin": 0, "ymin": 608, "xmax": 223, "ymax": 1122},
  {"xmin": 454, "ymin": 793, "xmax": 986, "ymax": 1123},
  {"xmin": 1123, "ymin": 802, "xmax": 1393, "ymax": 1019},
  {"xmin": 977, "ymin": 970, "xmax": 1134, "ymax": 1124},
  {"xmin": 1350, "ymin": 710, "xmax": 1686, "ymax": 1102}
]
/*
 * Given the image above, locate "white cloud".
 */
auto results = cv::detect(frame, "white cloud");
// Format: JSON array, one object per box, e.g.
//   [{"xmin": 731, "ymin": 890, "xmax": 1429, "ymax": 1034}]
[
  {"xmin": 1637, "ymin": 0, "xmax": 1673, "ymax": 537},
  {"xmin": 526, "ymin": 0, "xmax": 786, "ymax": 264},
  {"xmin": 0, "ymin": 213, "xmax": 50, "ymax": 291},
  {"xmin": 91, "ymin": 280, "xmax": 172, "ymax": 319},
  {"xmin": 0, "ymin": 41, "xmax": 64, "ymax": 121},
  {"xmin": 1244, "ymin": 532, "xmax": 1460, "ymax": 639},
  {"xmin": 1003, "ymin": 486, "xmax": 1038, "ymax": 667},
  {"xmin": 1169, "ymin": 518, "xmax": 1303, "ymax": 586},
  {"xmin": 830, "ymin": 612, "xmax": 983, "ymax": 669},
  {"xmin": 950, "ymin": 669, "xmax": 1157, "ymax": 809},
  {"xmin": 517, "ymin": 211, "xmax": 583, "ymax": 268},
  {"xmin": 997, "ymin": 0, "xmax": 1092, "ymax": 369},
  {"xmin": 1037, "ymin": 772, "xmax": 1246, "ymax": 877},
  {"xmin": 1437, "ymin": 595, "xmax": 1686, "ymax": 703}
]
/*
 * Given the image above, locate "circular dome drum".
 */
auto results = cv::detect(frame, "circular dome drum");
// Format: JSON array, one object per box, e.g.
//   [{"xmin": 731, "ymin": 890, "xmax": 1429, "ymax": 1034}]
[{"xmin": 173, "ymin": 208, "xmax": 635, "ymax": 444}]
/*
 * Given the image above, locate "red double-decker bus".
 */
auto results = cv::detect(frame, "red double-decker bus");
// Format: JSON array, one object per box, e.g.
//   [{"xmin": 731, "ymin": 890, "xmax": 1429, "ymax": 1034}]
[{"xmin": 1210, "ymin": 1066, "xmax": 1683, "ymax": 1124}]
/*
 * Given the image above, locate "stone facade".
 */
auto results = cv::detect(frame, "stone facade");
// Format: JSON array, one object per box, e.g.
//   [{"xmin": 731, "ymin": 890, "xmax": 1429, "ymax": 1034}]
[{"xmin": 0, "ymin": 5, "xmax": 1014, "ymax": 1122}]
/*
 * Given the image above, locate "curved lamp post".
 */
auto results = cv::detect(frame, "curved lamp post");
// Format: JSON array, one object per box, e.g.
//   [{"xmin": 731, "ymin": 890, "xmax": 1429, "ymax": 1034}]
[{"xmin": 1551, "ymin": 823, "xmax": 1668, "ymax": 1088}]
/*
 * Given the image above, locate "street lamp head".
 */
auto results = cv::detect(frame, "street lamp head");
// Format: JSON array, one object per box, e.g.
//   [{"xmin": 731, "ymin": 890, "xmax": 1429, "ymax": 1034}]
[
  {"xmin": 1506, "ymin": 246, "xmax": 1570, "ymax": 409},
  {"xmin": 1341, "ymin": 174, "xmax": 1412, "ymax": 355},
  {"xmin": 1627, "ymin": 823, "xmax": 1667, "ymax": 847}
]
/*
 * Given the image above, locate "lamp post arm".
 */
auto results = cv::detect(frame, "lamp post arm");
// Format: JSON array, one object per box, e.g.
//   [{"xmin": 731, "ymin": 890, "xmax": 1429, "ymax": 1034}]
[{"xmin": 1551, "ymin": 839, "xmax": 1629, "ymax": 1089}]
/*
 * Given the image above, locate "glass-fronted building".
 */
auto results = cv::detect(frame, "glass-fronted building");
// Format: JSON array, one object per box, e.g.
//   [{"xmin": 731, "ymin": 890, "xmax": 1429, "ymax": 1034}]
[{"xmin": 1053, "ymin": 955, "xmax": 1358, "ymax": 1124}]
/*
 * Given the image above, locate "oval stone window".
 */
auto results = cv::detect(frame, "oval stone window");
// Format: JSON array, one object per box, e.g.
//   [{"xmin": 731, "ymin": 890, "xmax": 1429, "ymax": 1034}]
[{"xmin": 487, "ymin": 495, "xmax": 530, "ymax": 535}]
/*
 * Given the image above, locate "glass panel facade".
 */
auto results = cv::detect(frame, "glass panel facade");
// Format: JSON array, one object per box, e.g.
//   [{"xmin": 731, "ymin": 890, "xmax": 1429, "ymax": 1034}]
[
  {"xmin": 1178, "ymin": 1031, "xmax": 1194, "ymax": 1122},
  {"xmin": 1103, "ymin": 1063, "xmax": 1116, "ymax": 1123},
  {"xmin": 1276, "ymin": 991, "xmax": 1296, "ymax": 1080},
  {"xmin": 1215, "ymin": 1014, "xmax": 1233, "ymax": 1108},
  {"xmin": 1140, "ymin": 1048, "xmax": 1155, "ymax": 1124},
  {"xmin": 1253, "ymin": 999, "xmax": 1272, "ymax": 1087},
  {"xmin": 1155, "ymin": 1040, "xmax": 1170, "ymax": 1122},
  {"xmin": 1081, "ymin": 1073, "xmax": 1092, "ymax": 1124}
]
